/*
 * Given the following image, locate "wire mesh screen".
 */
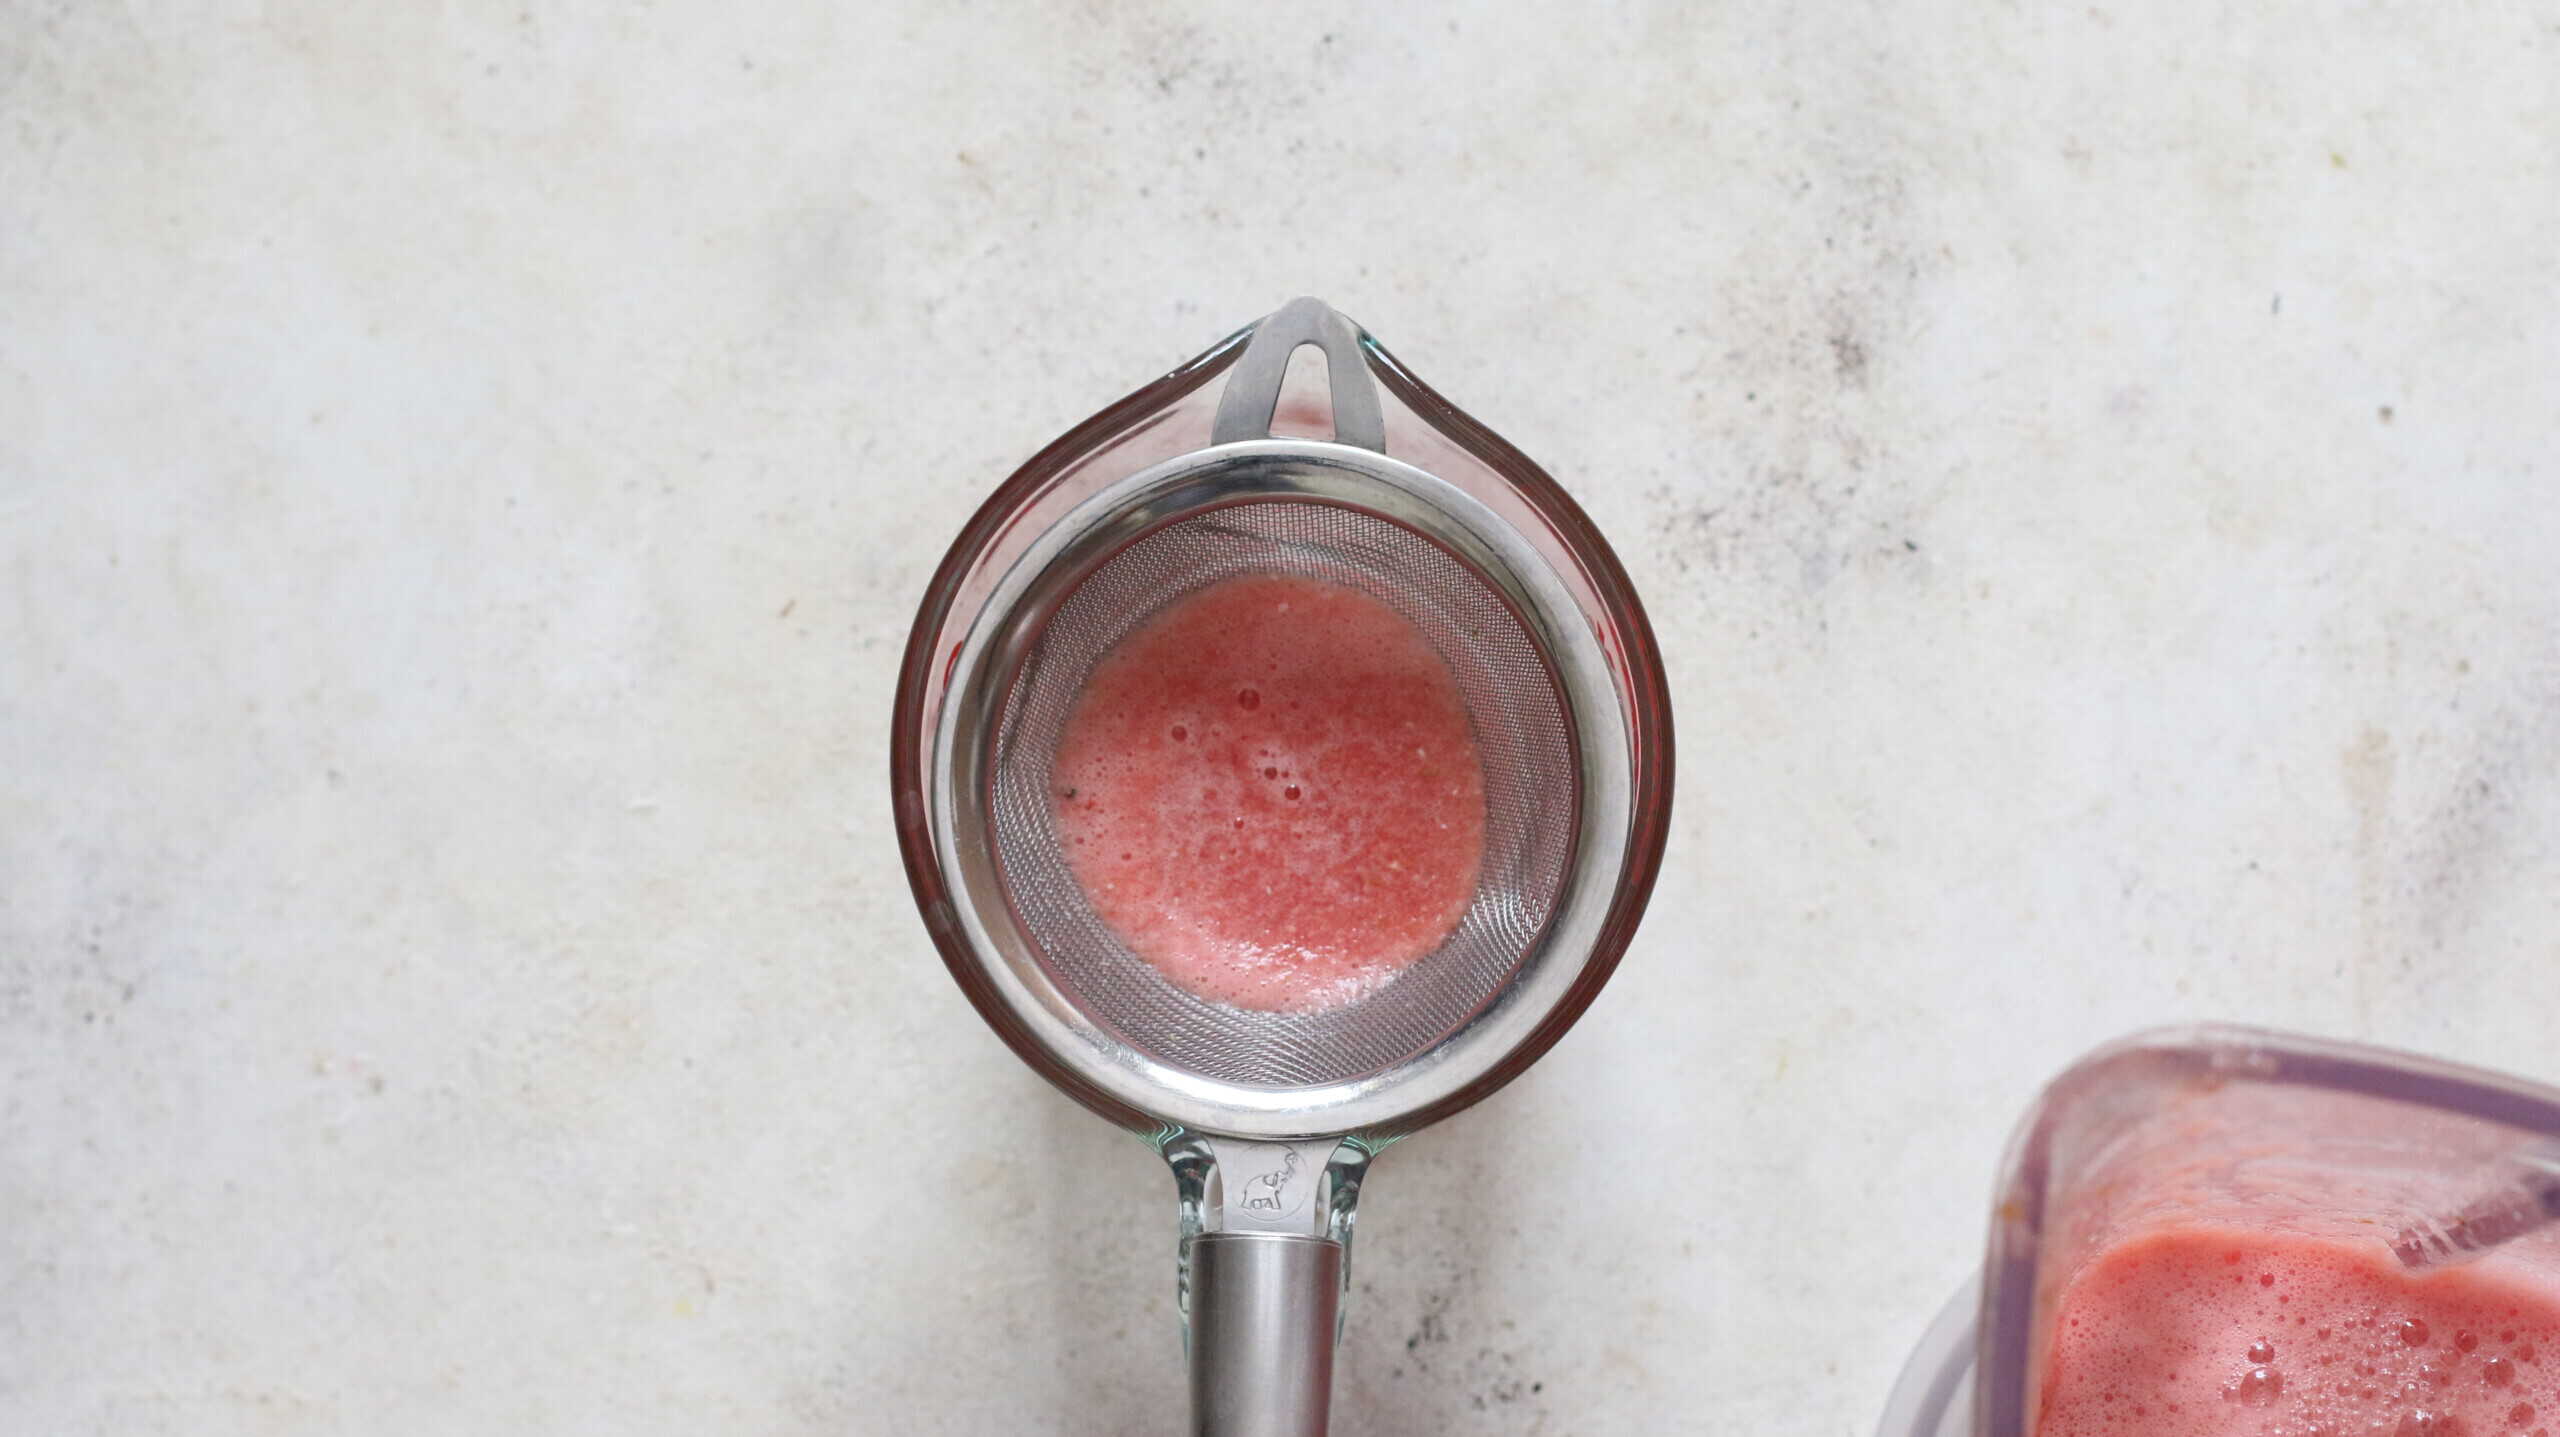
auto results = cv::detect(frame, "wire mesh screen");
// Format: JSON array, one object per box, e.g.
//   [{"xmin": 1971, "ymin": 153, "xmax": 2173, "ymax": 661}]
[{"xmin": 986, "ymin": 500, "xmax": 1578, "ymax": 1088}]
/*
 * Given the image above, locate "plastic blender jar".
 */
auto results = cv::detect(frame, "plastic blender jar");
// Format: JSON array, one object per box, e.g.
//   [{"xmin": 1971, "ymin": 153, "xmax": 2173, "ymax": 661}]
[{"xmin": 1878, "ymin": 1025, "xmax": 2560, "ymax": 1437}]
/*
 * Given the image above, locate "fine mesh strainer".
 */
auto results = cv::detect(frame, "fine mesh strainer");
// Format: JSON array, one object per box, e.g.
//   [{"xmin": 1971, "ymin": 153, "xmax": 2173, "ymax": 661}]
[{"xmin": 893, "ymin": 299, "xmax": 1674, "ymax": 1436}]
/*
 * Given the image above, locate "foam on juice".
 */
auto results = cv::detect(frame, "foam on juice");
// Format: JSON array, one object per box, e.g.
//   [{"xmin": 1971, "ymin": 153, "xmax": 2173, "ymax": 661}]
[
  {"xmin": 1052, "ymin": 573, "xmax": 1487, "ymax": 1013},
  {"xmin": 2039, "ymin": 1225, "xmax": 2560, "ymax": 1437}
]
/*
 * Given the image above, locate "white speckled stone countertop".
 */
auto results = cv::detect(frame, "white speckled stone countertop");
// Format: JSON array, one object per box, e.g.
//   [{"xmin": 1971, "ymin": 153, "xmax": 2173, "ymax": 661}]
[{"xmin": 5, "ymin": 4, "xmax": 2556, "ymax": 1433}]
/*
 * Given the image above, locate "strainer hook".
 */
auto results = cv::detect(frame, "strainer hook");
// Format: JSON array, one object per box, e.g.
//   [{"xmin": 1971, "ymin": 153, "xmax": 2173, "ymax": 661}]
[{"xmin": 1210, "ymin": 296, "xmax": 1387, "ymax": 452}]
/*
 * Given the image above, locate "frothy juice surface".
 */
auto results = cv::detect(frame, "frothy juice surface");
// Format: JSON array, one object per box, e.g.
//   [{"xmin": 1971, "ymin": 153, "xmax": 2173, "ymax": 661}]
[
  {"xmin": 2039, "ymin": 1226, "xmax": 2560, "ymax": 1436},
  {"xmin": 1052, "ymin": 573, "xmax": 1487, "ymax": 1012}
]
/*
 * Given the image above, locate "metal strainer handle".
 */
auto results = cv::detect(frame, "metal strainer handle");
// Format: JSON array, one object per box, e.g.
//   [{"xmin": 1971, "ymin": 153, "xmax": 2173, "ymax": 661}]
[
  {"xmin": 1187, "ymin": 1231, "xmax": 1343, "ymax": 1437},
  {"xmin": 1177, "ymin": 1134, "xmax": 1357, "ymax": 1436}
]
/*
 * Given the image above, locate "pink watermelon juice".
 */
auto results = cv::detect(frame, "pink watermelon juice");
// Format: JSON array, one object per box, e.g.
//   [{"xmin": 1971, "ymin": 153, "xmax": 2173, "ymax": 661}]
[
  {"xmin": 1052, "ymin": 573, "xmax": 1486, "ymax": 1013},
  {"xmin": 2040, "ymin": 1225, "xmax": 2560, "ymax": 1437}
]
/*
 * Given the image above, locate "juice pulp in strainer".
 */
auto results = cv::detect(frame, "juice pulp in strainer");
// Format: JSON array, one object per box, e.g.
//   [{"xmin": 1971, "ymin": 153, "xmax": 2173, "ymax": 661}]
[
  {"xmin": 1052, "ymin": 573, "xmax": 1487, "ymax": 1013},
  {"xmin": 2037, "ymin": 1226, "xmax": 2560, "ymax": 1436}
]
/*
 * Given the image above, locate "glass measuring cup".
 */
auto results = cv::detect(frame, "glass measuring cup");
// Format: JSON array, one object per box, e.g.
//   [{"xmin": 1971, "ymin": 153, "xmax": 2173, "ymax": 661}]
[
  {"xmin": 893, "ymin": 298, "xmax": 1674, "ymax": 1436},
  {"xmin": 1880, "ymin": 1026, "xmax": 2560, "ymax": 1437}
]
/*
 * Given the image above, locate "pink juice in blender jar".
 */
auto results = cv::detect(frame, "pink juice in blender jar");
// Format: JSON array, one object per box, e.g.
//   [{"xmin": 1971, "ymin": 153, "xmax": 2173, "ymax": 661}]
[
  {"xmin": 1989, "ymin": 1034, "xmax": 2560, "ymax": 1437},
  {"xmin": 2039, "ymin": 1227, "xmax": 2560, "ymax": 1437},
  {"xmin": 1052, "ymin": 572, "xmax": 1487, "ymax": 1013}
]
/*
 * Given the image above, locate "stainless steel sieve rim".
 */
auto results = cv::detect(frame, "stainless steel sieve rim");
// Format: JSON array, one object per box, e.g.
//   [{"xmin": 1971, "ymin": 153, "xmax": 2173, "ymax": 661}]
[{"xmin": 928, "ymin": 437, "xmax": 1635, "ymax": 1140}]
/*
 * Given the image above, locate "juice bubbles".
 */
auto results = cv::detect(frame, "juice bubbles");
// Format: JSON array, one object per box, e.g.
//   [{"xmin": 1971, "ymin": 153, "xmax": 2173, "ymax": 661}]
[
  {"xmin": 2039, "ymin": 1225, "xmax": 2560, "ymax": 1436},
  {"xmin": 1052, "ymin": 573, "xmax": 1486, "ymax": 1013}
]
